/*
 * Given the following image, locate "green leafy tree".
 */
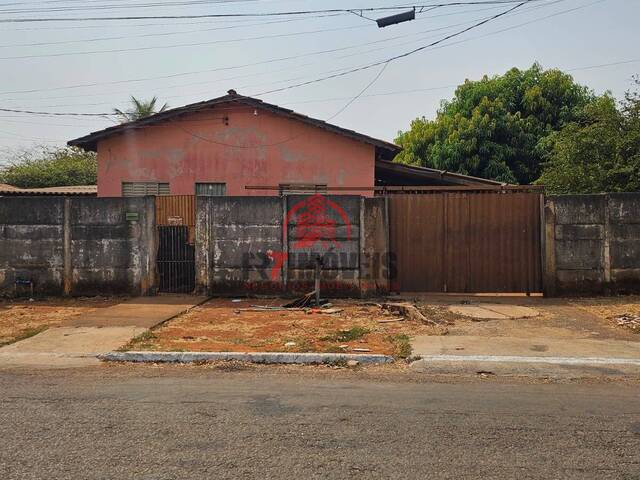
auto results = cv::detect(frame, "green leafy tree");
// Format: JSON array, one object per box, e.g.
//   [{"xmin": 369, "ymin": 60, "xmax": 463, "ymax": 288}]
[
  {"xmin": 395, "ymin": 64, "xmax": 595, "ymax": 184},
  {"xmin": 114, "ymin": 96, "xmax": 169, "ymax": 123},
  {"xmin": 0, "ymin": 146, "xmax": 97, "ymax": 188},
  {"xmin": 537, "ymin": 79, "xmax": 640, "ymax": 194}
]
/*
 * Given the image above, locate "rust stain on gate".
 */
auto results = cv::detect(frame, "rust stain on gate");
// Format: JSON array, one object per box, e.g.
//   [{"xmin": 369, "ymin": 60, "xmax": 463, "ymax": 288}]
[
  {"xmin": 389, "ymin": 190, "xmax": 543, "ymax": 293},
  {"xmin": 155, "ymin": 195, "xmax": 196, "ymax": 243}
]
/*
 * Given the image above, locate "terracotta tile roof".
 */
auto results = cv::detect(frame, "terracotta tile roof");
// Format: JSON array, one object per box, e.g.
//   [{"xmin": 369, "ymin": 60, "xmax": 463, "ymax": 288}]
[{"xmin": 68, "ymin": 90, "xmax": 402, "ymax": 159}]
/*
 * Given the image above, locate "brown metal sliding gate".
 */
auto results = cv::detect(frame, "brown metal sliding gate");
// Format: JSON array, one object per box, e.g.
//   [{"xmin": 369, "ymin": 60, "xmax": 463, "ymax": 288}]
[{"xmin": 389, "ymin": 190, "xmax": 543, "ymax": 293}]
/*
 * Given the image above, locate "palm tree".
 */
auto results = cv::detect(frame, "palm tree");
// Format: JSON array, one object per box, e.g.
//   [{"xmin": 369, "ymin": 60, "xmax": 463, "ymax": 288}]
[{"xmin": 113, "ymin": 96, "xmax": 169, "ymax": 123}]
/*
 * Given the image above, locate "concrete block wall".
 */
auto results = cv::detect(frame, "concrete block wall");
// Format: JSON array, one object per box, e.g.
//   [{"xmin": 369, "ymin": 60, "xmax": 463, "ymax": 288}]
[
  {"xmin": 361, "ymin": 197, "xmax": 391, "ymax": 296},
  {"xmin": 286, "ymin": 195, "xmax": 361, "ymax": 295},
  {"xmin": 195, "ymin": 195, "xmax": 390, "ymax": 296},
  {"xmin": 0, "ymin": 197, "xmax": 65, "ymax": 295},
  {"xmin": 195, "ymin": 196, "xmax": 284, "ymax": 294},
  {"xmin": 544, "ymin": 193, "xmax": 640, "ymax": 295},
  {"xmin": 0, "ymin": 196, "xmax": 156, "ymax": 296},
  {"xmin": 69, "ymin": 197, "xmax": 156, "ymax": 295}
]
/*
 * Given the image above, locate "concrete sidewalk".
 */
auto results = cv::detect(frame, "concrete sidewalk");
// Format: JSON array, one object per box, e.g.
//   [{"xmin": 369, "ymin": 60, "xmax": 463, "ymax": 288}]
[
  {"xmin": 67, "ymin": 295, "xmax": 208, "ymax": 328},
  {"xmin": 411, "ymin": 335, "xmax": 640, "ymax": 377},
  {"xmin": 0, "ymin": 295, "xmax": 208, "ymax": 368}
]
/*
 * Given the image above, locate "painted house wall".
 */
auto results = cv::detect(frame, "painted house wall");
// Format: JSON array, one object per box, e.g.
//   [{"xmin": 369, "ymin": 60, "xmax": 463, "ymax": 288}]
[{"xmin": 96, "ymin": 104, "xmax": 375, "ymax": 197}]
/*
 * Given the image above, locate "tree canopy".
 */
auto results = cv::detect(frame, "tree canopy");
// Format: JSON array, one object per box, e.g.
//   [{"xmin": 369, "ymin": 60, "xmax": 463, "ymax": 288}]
[
  {"xmin": 114, "ymin": 96, "xmax": 168, "ymax": 123},
  {"xmin": 395, "ymin": 64, "xmax": 595, "ymax": 184},
  {"xmin": 0, "ymin": 146, "xmax": 97, "ymax": 188},
  {"xmin": 537, "ymin": 79, "xmax": 640, "ymax": 193}
]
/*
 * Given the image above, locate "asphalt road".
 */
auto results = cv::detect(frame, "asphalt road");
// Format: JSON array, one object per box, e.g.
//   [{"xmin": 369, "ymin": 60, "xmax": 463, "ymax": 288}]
[{"xmin": 1, "ymin": 365, "xmax": 639, "ymax": 480}]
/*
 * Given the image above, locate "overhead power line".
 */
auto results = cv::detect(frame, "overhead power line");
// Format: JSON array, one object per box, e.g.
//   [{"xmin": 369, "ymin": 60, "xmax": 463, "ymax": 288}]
[
  {"xmin": 0, "ymin": 22, "xmax": 371, "ymax": 60},
  {"xmin": 0, "ymin": 15, "xmax": 340, "ymax": 49},
  {"xmin": 254, "ymin": 0, "xmax": 533, "ymax": 97},
  {"xmin": 0, "ymin": 0, "xmax": 554, "ymax": 97},
  {"xmin": 0, "ymin": 107, "xmax": 113, "ymax": 116},
  {"xmin": 0, "ymin": 0, "xmax": 257, "ymax": 14},
  {"xmin": 0, "ymin": 0, "xmax": 620, "ymax": 119},
  {"xmin": 0, "ymin": 1, "xmax": 546, "ymax": 22}
]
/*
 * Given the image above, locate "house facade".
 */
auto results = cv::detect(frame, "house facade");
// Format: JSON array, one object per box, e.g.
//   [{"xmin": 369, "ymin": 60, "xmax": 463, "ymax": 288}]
[{"xmin": 68, "ymin": 90, "xmax": 501, "ymax": 198}]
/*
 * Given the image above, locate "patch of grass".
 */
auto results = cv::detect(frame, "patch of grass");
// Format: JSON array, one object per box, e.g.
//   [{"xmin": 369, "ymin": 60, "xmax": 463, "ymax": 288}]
[
  {"xmin": 322, "ymin": 326, "xmax": 370, "ymax": 343},
  {"xmin": 0, "ymin": 325, "xmax": 48, "ymax": 347},
  {"xmin": 323, "ymin": 344, "xmax": 346, "ymax": 353},
  {"xmin": 324, "ymin": 357, "xmax": 348, "ymax": 367},
  {"xmin": 417, "ymin": 305, "xmax": 462, "ymax": 324},
  {"xmin": 117, "ymin": 330, "xmax": 157, "ymax": 352},
  {"xmin": 388, "ymin": 334, "xmax": 412, "ymax": 359},
  {"xmin": 282, "ymin": 337, "xmax": 314, "ymax": 352}
]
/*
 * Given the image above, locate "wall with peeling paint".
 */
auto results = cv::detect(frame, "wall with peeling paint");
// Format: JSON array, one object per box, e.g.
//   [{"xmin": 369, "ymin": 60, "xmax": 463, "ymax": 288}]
[
  {"xmin": 544, "ymin": 193, "xmax": 640, "ymax": 295},
  {"xmin": 97, "ymin": 104, "xmax": 375, "ymax": 197},
  {"xmin": 195, "ymin": 195, "xmax": 389, "ymax": 296},
  {"xmin": 0, "ymin": 197, "xmax": 156, "ymax": 296}
]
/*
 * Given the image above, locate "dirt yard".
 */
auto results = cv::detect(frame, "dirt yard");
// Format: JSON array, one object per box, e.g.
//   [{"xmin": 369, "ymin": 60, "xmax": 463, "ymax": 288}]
[
  {"xmin": 412, "ymin": 294, "xmax": 640, "ymax": 340},
  {"xmin": 570, "ymin": 295, "xmax": 640, "ymax": 333},
  {"xmin": 125, "ymin": 298, "xmax": 451, "ymax": 357},
  {"xmin": 0, "ymin": 297, "xmax": 121, "ymax": 347}
]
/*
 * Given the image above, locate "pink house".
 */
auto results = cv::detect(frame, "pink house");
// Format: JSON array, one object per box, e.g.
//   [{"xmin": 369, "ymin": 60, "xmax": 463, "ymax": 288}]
[{"xmin": 69, "ymin": 90, "xmax": 499, "ymax": 197}]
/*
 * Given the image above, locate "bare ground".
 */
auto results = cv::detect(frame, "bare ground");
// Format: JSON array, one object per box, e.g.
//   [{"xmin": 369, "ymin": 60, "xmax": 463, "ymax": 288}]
[
  {"xmin": 0, "ymin": 296, "xmax": 121, "ymax": 347},
  {"xmin": 412, "ymin": 295, "xmax": 640, "ymax": 341},
  {"xmin": 125, "ymin": 298, "xmax": 450, "ymax": 356}
]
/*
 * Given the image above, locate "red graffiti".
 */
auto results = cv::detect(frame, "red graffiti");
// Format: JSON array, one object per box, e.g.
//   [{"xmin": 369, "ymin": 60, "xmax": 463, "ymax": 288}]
[
  {"xmin": 285, "ymin": 194, "xmax": 351, "ymax": 249},
  {"xmin": 267, "ymin": 194, "xmax": 352, "ymax": 281},
  {"xmin": 267, "ymin": 250, "xmax": 287, "ymax": 281}
]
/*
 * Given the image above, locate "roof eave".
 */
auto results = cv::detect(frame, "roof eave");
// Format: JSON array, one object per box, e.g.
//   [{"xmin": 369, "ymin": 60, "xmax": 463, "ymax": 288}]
[
  {"xmin": 67, "ymin": 94, "xmax": 402, "ymax": 156},
  {"xmin": 375, "ymin": 159, "xmax": 507, "ymax": 186}
]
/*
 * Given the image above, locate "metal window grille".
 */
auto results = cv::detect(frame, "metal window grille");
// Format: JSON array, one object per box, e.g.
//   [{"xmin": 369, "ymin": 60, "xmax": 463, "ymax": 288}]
[
  {"xmin": 195, "ymin": 183, "xmax": 226, "ymax": 196},
  {"xmin": 278, "ymin": 184, "xmax": 328, "ymax": 195},
  {"xmin": 122, "ymin": 182, "xmax": 170, "ymax": 197}
]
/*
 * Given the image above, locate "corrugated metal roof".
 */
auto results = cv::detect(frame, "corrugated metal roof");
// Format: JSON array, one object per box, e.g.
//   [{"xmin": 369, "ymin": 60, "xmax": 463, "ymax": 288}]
[
  {"xmin": 0, "ymin": 185, "xmax": 97, "ymax": 196},
  {"xmin": 375, "ymin": 160, "xmax": 507, "ymax": 186},
  {"xmin": 67, "ymin": 90, "xmax": 402, "ymax": 158}
]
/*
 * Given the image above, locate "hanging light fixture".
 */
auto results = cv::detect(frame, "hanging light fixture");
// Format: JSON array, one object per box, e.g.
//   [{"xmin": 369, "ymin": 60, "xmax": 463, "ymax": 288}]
[{"xmin": 376, "ymin": 8, "xmax": 415, "ymax": 28}]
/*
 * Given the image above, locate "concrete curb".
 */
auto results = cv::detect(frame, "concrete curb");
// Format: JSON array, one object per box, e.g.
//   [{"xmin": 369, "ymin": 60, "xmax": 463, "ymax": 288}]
[
  {"xmin": 410, "ymin": 354, "xmax": 640, "ymax": 378},
  {"xmin": 99, "ymin": 351, "xmax": 395, "ymax": 365},
  {"xmin": 414, "ymin": 354, "xmax": 640, "ymax": 366}
]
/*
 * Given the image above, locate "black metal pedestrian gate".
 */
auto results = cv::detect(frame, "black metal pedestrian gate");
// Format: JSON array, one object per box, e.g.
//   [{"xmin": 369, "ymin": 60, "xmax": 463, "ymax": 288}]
[{"xmin": 157, "ymin": 225, "xmax": 195, "ymax": 293}]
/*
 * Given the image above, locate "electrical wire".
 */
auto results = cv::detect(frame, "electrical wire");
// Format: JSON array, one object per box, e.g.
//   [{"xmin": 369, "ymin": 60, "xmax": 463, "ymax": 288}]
[
  {"xmin": 254, "ymin": 0, "xmax": 533, "ymax": 97},
  {"xmin": 0, "ymin": 1, "xmax": 547, "ymax": 22},
  {"xmin": 0, "ymin": 22, "xmax": 371, "ymax": 60},
  {"xmin": 0, "ymin": 0, "xmax": 556, "ymax": 98},
  {"xmin": 0, "ymin": 15, "xmax": 342, "ymax": 49},
  {"xmin": 323, "ymin": 62, "xmax": 390, "ymax": 121},
  {"xmin": 0, "ymin": 0, "xmax": 619, "ymax": 123},
  {"xmin": 0, "ymin": 107, "xmax": 114, "ymax": 116}
]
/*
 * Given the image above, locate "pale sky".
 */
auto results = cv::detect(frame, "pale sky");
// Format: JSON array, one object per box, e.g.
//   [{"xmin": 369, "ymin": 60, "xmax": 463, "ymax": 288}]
[{"xmin": 0, "ymin": 0, "xmax": 638, "ymax": 162}]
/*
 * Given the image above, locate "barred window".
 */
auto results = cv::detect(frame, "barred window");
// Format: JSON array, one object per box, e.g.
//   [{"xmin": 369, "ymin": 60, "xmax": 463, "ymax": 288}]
[
  {"xmin": 195, "ymin": 183, "xmax": 226, "ymax": 196},
  {"xmin": 122, "ymin": 182, "xmax": 170, "ymax": 197},
  {"xmin": 278, "ymin": 184, "xmax": 328, "ymax": 195}
]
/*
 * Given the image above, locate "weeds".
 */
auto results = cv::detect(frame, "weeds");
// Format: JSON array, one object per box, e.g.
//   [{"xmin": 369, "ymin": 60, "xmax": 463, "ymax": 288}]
[
  {"xmin": 294, "ymin": 339, "xmax": 314, "ymax": 352},
  {"xmin": 323, "ymin": 344, "xmax": 346, "ymax": 353},
  {"xmin": 388, "ymin": 334, "xmax": 412, "ymax": 359},
  {"xmin": 0, "ymin": 325, "xmax": 48, "ymax": 347},
  {"xmin": 322, "ymin": 326, "xmax": 370, "ymax": 343},
  {"xmin": 117, "ymin": 330, "xmax": 157, "ymax": 352}
]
